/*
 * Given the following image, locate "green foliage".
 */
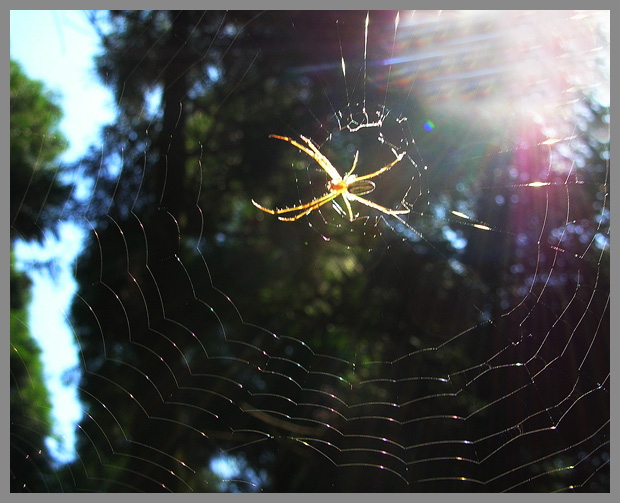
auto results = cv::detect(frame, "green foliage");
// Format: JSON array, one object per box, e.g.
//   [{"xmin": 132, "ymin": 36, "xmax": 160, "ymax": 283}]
[
  {"xmin": 9, "ymin": 60, "xmax": 69, "ymax": 485},
  {"xmin": 10, "ymin": 59, "xmax": 71, "ymax": 243},
  {"xmin": 10, "ymin": 302, "xmax": 53, "ymax": 431},
  {"xmin": 10, "ymin": 253, "xmax": 56, "ymax": 491}
]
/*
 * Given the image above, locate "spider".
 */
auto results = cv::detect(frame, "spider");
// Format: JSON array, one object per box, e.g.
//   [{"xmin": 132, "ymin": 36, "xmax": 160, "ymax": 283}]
[{"xmin": 252, "ymin": 134, "xmax": 410, "ymax": 222}]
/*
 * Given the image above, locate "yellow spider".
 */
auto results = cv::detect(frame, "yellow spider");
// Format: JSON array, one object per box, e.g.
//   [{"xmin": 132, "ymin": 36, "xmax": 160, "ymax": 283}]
[{"xmin": 252, "ymin": 134, "xmax": 410, "ymax": 222}]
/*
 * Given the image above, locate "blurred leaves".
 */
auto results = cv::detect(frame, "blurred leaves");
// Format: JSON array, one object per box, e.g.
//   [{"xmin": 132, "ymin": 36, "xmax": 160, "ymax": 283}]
[
  {"xmin": 10, "ymin": 10, "xmax": 609, "ymax": 492},
  {"xmin": 10, "ymin": 59, "xmax": 72, "ymax": 243}
]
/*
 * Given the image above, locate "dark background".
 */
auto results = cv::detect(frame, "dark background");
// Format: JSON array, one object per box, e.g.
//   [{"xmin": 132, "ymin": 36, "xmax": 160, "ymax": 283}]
[{"xmin": 10, "ymin": 10, "xmax": 609, "ymax": 492}]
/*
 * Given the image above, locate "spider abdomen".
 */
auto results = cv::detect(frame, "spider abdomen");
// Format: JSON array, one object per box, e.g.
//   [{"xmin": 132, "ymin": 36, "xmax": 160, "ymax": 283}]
[{"xmin": 346, "ymin": 179, "xmax": 376, "ymax": 196}]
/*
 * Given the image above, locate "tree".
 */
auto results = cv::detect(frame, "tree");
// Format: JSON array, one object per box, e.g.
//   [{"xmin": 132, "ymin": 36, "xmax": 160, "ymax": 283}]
[
  {"xmin": 64, "ymin": 10, "xmax": 609, "ymax": 492},
  {"xmin": 10, "ymin": 59, "xmax": 72, "ymax": 243},
  {"xmin": 10, "ymin": 252, "xmax": 59, "ymax": 491},
  {"xmin": 67, "ymin": 10, "xmax": 421, "ymax": 491},
  {"xmin": 10, "ymin": 60, "xmax": 72, "ymax": 491}
]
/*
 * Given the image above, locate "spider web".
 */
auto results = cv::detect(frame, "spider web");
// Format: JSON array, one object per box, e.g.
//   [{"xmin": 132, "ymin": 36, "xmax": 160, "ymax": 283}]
[{"xmin": 10, "ymin": 10, "xmax": 610, "ymax": 493}]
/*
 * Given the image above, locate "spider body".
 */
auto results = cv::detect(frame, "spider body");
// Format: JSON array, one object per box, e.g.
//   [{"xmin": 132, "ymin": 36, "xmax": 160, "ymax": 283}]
[
  {"xmin": 338, "ymin": 178, "xmax": 375, "ymax": 196},
  {"xmin": 252, "ymin": 134, "xmax": 409, "ymax": 222}
]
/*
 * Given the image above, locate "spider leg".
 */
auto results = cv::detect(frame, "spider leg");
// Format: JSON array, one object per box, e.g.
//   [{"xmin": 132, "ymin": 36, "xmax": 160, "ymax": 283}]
[
  {"xmin": 252, "ymin": 189, "xmax": 342, "ymax": 218},
  {"xmin": 275, "ymin": 191, "xmax": 342, "ymax": 221},
  {"xmin": 296, "ymin": 135, "xmax": 343, "ymax": 181},
  {"xmin": 269, "ymin": 134, "xmax": 341, "ymax": 181},
  {"xmin": 353, "ymin": 151, "xmax": 406, "ymax": 182},
  {"xmin": 341, "ymin": 193, "xmax": 355, "ymax": 221},
  {"xmin": 343, "ymin": 150, "xmax": 360, "ymax": 179},
  {"xmin": 346, "ymin": 193, "xmax": 410, "ymax": 217}
]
